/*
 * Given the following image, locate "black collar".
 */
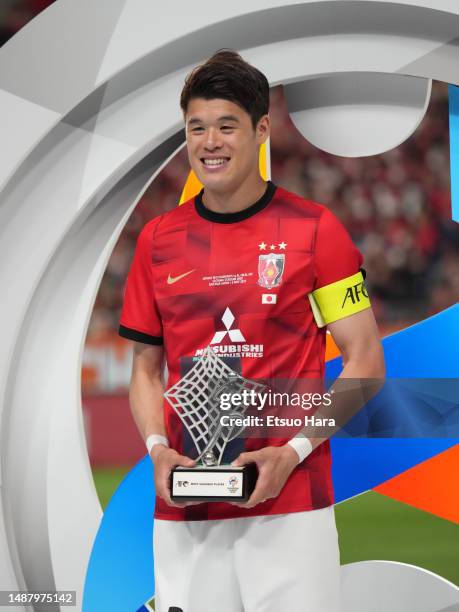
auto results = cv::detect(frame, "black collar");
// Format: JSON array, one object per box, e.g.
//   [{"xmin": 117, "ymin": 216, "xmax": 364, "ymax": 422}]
[{"xmin": 194, "ymin": 181, "xmax": 277, "ymax": 224}]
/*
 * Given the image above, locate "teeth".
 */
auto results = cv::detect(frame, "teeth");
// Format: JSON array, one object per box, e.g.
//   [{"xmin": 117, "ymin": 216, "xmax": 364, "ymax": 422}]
[{"xmin": 203, "ymin": 158, "xmax": 227, "ymax": 166}]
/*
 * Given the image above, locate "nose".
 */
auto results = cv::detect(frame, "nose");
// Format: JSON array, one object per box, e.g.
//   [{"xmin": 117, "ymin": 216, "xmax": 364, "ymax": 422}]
[{"xmin": 204, "ymin": 126, "xmax": 222, "ymax": 151}]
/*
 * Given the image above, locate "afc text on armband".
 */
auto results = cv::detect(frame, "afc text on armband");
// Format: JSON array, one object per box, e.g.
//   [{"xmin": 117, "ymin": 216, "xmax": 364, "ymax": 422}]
[{"xmin": 341, "ymin": 281, "xmax": 368, "ymax": 308}]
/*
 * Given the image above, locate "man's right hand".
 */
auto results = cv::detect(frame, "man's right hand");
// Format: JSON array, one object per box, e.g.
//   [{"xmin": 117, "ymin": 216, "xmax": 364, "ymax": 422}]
[{"xmin": 150, "ymin": 445, "xmax": 197, "ymax": 507}]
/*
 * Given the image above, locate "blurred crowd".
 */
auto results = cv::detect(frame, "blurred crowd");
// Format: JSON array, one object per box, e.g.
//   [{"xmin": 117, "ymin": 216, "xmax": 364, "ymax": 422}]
[
  {"xmin": 2, "ymin": 3, "xmax": 458, "ymax": 339},
  {"xmin": 269, "ymin": 84, "xmax": 459, "ymax": 327}
]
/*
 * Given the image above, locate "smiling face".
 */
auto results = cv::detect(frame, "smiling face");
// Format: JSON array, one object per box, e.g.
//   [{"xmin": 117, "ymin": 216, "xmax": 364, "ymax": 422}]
[{"xmin": 185, "ymin": 97, "xmax": 269, "ymax": 195}]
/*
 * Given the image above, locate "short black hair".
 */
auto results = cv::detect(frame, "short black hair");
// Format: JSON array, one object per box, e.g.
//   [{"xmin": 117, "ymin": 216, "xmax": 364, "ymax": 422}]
[{"xmin": 180, "ymin": 50, "xmax": 269, "ymax": 129}]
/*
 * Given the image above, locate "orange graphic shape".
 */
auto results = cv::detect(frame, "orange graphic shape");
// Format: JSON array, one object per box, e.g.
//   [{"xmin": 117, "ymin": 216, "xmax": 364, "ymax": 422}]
[
  {"xmin": 374, "ymin": 444, "xmax": 459, "ymax": 524},
  {"xmin": 325, "ymin": 332, "xmax": 340, "ymax": 361}
]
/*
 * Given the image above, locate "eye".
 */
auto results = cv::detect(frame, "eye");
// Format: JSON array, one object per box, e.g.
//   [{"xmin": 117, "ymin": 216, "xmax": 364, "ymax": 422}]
[
  {"xmin": 221, "ymin": 125, "xmax": 235, "ymax": 133},
  {"xmin": 190, "ymin": 126, "xmax": 204, "ymax": 133}
]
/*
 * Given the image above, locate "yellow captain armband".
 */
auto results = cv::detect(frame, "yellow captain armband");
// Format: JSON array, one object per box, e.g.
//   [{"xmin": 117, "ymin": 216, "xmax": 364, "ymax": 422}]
[{"xmin": 308, "ymin": 270, "xmax": 371, "ymax": 328}]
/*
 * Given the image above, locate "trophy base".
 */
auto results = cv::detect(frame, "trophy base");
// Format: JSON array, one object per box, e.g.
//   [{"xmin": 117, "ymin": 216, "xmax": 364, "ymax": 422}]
[{"xmin": 170, "ymin": 463, "xmax": 257, "ymax": 503}]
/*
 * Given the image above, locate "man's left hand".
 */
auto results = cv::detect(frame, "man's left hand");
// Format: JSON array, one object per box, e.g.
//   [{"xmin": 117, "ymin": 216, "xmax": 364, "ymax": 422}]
[{"xmin": 231, "ymin": 445, "xmax": 299, "ymax": 509}]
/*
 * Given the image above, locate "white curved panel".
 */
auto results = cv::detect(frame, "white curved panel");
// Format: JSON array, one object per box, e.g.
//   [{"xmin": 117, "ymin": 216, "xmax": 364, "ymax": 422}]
[
  {"xmin": 3, "ymin": 2, "xmax": 459, "ymax": 189},
  {"xmin": 284, "ymin": 73, "xmax": 431, "ymax": 156},
  {"xmin": 342, "ymin": 561, "xmax": 459, "ymax": 611}
]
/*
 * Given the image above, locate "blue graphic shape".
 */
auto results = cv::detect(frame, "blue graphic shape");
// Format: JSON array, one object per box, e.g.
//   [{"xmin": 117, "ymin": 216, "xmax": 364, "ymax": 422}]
[
  {"xmin": 449, "ymin": 84, "xmax": 459, "ymax": 223},
  {"xmin": 327, "ymin": 304, "xmax": 459, "ymax": 499},
  {"xmin": 326, "ymin": 304, "xmax": 459, "ymax": 379},
  {"xmin": 326, "ymin": 306, "xmax": 459, "ymax": 439},
  {"xmin": 83, "ymin": 458, "xmax": 155, "ymax": 612},
  {"xmin": 329, "ymin": 378, "xmax": 459, "ymax": 439}
]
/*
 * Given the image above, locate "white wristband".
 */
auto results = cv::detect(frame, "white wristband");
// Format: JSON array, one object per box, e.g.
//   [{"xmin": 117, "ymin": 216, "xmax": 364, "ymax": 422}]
[
  {"xmin": 287, "ymin": 435, "xmax": 313, "ymax": 464},
  {"xmin": 146, "ymin": 434, "xmax": 169, "ymax": 455}
]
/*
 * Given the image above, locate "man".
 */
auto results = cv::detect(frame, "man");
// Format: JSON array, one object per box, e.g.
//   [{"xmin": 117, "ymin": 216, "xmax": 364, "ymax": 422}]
[{"xmin": 119, "ymin": 50, "xmax": 385, "ymax": 612}]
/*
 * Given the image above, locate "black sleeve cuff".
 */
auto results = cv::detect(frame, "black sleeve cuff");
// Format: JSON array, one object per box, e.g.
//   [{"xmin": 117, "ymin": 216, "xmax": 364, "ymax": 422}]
[{"xmin": 118, "ymin": 324, "xmax": 163, "ymax": 345}]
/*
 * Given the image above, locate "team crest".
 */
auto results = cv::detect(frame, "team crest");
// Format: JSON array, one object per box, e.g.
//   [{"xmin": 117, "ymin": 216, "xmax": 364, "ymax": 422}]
[{"xmin": 258, "ymin": 254, "xmax": 285, "ymax": 289}]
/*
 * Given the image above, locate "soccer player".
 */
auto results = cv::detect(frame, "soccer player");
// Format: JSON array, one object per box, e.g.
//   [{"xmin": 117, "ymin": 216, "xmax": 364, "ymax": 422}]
[{"xmin": 119, "ymin": 51, "xmax": 385, "ymax": 612}]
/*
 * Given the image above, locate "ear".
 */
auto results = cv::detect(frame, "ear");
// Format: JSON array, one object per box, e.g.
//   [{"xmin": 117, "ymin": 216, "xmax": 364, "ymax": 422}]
[{"xmin": 256, "ymin": 114, "xmax": 270, "ymax": 144}]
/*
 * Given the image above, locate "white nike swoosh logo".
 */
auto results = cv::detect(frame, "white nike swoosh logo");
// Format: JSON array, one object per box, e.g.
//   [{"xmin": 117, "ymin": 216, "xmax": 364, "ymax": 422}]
[{"xmin": 167, "ymin": 269, "xmax": 196, "ymax": 284}]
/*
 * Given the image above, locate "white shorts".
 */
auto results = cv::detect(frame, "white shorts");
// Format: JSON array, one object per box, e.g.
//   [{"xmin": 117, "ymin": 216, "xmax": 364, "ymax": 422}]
[{"xmin": 153, "ymin": 506, "xmax": 341, "ymax": 612}]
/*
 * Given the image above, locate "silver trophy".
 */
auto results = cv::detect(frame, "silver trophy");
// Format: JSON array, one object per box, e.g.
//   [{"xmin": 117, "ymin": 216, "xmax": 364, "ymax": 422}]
[{"xmin": 164, "ymin": 346, "xmax": 264, "ymax": 502}]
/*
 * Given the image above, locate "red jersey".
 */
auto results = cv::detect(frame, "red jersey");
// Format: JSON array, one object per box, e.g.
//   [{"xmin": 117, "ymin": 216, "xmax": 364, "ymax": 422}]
[{"xmin": 119, "ymin": 182, "xmax": 363, "ymax": 521}]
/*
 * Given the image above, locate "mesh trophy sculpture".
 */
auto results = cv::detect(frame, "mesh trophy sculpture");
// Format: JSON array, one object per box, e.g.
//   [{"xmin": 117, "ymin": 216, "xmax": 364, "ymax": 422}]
[{"xmin": 164, "ymin": 346, "xmax": 265, "ymax": 502}]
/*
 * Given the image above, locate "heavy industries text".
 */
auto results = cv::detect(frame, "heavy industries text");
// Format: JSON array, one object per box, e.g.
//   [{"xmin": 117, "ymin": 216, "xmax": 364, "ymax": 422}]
[{"xmin": 195, "ymin": 344, "xmax": 263, "ymax": 358}]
